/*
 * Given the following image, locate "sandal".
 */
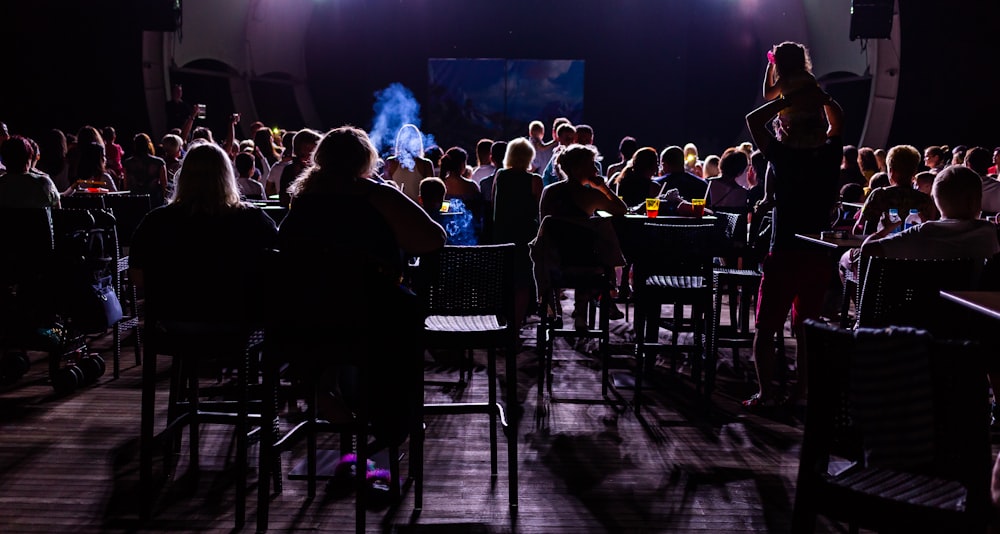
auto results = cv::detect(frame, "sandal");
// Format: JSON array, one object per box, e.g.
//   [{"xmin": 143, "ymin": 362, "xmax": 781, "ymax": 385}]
[{"xmin": 741, "ymin": 392, "xmax": 784, "ymax": 410}]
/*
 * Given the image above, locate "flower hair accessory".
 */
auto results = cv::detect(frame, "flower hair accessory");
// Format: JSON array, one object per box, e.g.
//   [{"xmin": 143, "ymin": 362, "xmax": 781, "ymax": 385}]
[{"xmin": 767, "ymin": 50, "xmax": 776, "ymax": 64}]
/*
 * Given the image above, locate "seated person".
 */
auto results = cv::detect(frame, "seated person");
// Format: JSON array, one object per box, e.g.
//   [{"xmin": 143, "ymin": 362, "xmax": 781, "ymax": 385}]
[
  {"xmin": 914, "ymin": 170, "xmax": 935, "ymax": 196},
  {"xmin": 0, "ymin": 135, "xmax": 61, "ymax": 208},
  {"xmin": 418, "ymin": 176, "xmax": 447, "ymax": 234},
  {"xmin": 234, "ymin": 151, "xmax": 265, "ymax": 200},
  {"xmin": 860, "ymin": 165, "xmax": 999, "ymax": 259},
  {"xmin": 531, "ymin": 144, "xmax": 627, "ymax": 329},
  {"xmin": 840, "ymin": 145, "xmax": 937, "ymax": 284}
]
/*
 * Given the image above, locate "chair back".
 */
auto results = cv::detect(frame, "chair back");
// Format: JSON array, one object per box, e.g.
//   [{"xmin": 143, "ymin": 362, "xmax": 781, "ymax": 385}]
[
  {"xmin": 535, "ymin": 215, "xmax": 616, "ymax": 287},
  {"xmin": 0, "ymin": 208, "xmax": 55, "ymax": 284},
  {"xmin": 856, "ymin": 255, "xmax": 983, "ymax": 333},
  {"xmin": 632, "ymin": 222, "xmax": 721, "ymax": 283},
  {"xmin": 417, "ymin": 243, "xmax": 515, "ymax": 320},
  {"xmin": 795, "ymin": 319, "xmax": 990, "ymax": 531}
]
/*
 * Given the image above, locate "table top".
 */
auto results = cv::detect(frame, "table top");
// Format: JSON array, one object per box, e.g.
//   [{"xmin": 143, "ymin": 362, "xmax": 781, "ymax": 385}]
[
  {"xmin": 939, "ymin": 290, "xmax": 1000, "ymax": 322},
  {"xmin": 795, "ymin": 232, "xmax": 866, "ymax": 250},
  {"xmin": 595, "ymin": 211, "xmax": 716, "ymax": 222}
]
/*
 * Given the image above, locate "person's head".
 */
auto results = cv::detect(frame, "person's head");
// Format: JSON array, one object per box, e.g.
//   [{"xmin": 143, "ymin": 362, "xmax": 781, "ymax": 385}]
[
  {"xmin": 234, "ymin": 151, "xmax": 255, "ymax": 178},
  {"xmin": 191, "ymin": 126, "xmax": 214, "ymax": 144},
  {"xmin": 0, "ymin": 135, "xmax": 33, "ymax": 172},
  {"xmin": 993, "ymin": 147, "xmax": 1000, "ymax": 170},
  {"xmin": 932, "ymin": 165, "xmax": 982, "ymax": 219},
  {"xmin": 425, "ymin": 145, "xmax": 443, "ymax": 167},
  {"xmin": 101, "ymin": 126, "xmax": 116, "ymax": 144},
  {"xmin": 393, "ymin": 123, "xmax": 425, "ymax": 159},
  {"xmin": 556, "ymin": 123, "xmax": 577, "ymax": 146},
  {"xmin": 869, "ymin": 171, "xmax": 890, "ymax": 190},
  {"xmin": 552, "ymin": 117, "xmax": 570, "ymax": 137},
  {"xmin": 886, "ymin": 144, "xmax": 921, "ymax": 184},
  {"xmin": 161, "ymin": 133, "xmax": 183, "ymax": 158},
  {"xmin": 683, "ymin": 142, "xmax": 699, "ymax": 164},
  {"xmin": 858, "ymin": 146, "xmax": 878, "ymax": 173},
  {"xmin": 171, "ymin": 142, "xmax": 242, "ymax": 212},
  {"xmin": 76, "ymin": 142, "xmax": 107, "ymax": 179},
  {"xmin": 840, "ymin": 182, "xmax": 864, "ymax": 203},
  {"xmin": 475, "ymin": 138, "xmax": 493, "ymax": 166},
  {"xmin": 738, "ymin": 142, "xmax": 754, "ymax": 156},
  {"xmin": 719, "ymin": 150, "xmax": 749, "ymax": 180},
  {"xmin": 874, "ymin": 148, "xmax": 887, "ymax": 172},
  {"xmin": 702, "ymin": 154, "xmax": 721, "ymax": 178},
  {"xmin": 280, "ymin": 130, "xmax": 296, "ymax": 158},
  {"xmin": 952, "ymin": 145, "xmax": 968, "ymax": 166},
  {"xmin": 616, "ymin": 146, "xmax": 659, "ymax": 184},
  {"xmin": 292, "ymin": 128, "xmax": 322, "ymax": 163},
  {"xmin": 132, "ymin": 133, "xmax": 155, "ymax": 157},
  {"xmin": 556, "ymin": 144, "xmax": 600, "ymax": 182},
  {"xmin": 418, "ymin": 177, "xmax": 446, "ymax": 210},
  {"xmin": 660, "ymin": 145, "xmax": 685, "ymax": 173},
  {"xmin": 575, "ymin": 124, "xmax": 594, "ymax": 146},
  {"xmin": 490, "ymin": 140, "xmax": 508, "ymax": 170},
  {"xmin": 528, "ymin": 120, "xmax": 545, "ymax": 140},
  {"xmin": 439, "ymin": 146, "xmax": 468, "ymax": 179},
  {"xmin": 38, "ymin": 128, "xmax": 67, "ymax": 162},
  {"xmin": 913, "ymin": 171, "xmax": 935, "ymax": 195},
  {"xmin": 76, "ymin": 125, "xmax": 105, "ymax": 147},
  {"xmin": 771, "ymin": 41, "xmax": 812, "ymax": 77},
  {"xmin": 923, "ymin": 145, "xmax": 946, "ymax": 170},
  {"xmin": 313, "ymin": 126, "xmax": 380, "ymax": 179},
  {"xmin": 842, "ymin": 145, "xmax": 860, "ymax": 169},
  {"xmin": 963, "ymin": 146, "xmax": 991, "ymax": 177},
  {"xmin": 171, "ymin": 83, "xmax": 183, "ymax": 101},
  {"xmin": 618, "ymin": 136, "xmax": 638, "ymax": 162},
  {"xmin": 253, "ymin": 128, "xmax": 280, "ymax": 161},
  {"xmin": 503, "ymin": 137, "xmax": 535, "ymax": 172}
]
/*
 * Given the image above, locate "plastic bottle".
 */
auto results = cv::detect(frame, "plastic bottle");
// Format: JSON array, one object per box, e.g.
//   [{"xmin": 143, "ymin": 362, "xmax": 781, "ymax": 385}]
[
  {"xmin": 904, "ymin": 208, "xmax": 921, "ymax": 230},
  {"xmin": 888, "ymin": 208, "xmax": 902, "ymax": 233}
]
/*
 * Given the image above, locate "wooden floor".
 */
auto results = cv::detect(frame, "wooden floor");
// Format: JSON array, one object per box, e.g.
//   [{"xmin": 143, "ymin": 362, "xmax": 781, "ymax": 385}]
[{"xmin": 0, "ymin": 293, "xmax": 859, "ymax": 533}]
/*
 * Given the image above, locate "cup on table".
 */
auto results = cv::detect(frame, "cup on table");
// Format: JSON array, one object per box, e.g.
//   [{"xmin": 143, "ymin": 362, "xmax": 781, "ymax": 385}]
[
  {"xmin": 691, "ymin": 198, "xmax": 706, "ymax": 217},
  {"xmin": 645, "ymin": 197, "xmax": 660, "ymax": 218},
  {"xmin": 440, "ymin": 200, "xmax": 450, "ymax": 213}
]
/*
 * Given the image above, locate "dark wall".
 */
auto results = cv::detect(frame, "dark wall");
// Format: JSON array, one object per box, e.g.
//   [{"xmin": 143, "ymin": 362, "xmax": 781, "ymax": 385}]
[{"xmin": 1, "ymin": 1, "xmax": 997, "ymax": 159}]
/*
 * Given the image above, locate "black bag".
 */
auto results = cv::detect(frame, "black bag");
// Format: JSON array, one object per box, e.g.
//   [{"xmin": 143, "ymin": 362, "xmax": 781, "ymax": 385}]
[{"xmin": 74, "ymin": 275, "xmax": 123, "ymax": 333}]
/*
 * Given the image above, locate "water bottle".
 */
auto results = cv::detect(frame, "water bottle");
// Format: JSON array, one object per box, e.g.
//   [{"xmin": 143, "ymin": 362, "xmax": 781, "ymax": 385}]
[
  {"xmin": 904, "ymin": 208, "xmax": 921, "ymax": 230},
  {"xmin": 888, "ymin": 208, "xmax": 902, "ymax": 233}
]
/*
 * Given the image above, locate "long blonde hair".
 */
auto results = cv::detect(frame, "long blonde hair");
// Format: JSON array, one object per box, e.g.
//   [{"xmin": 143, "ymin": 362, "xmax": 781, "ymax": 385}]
[{"xmin": 170, "ymin": 142, "xmax": 243, "ymax": 214}]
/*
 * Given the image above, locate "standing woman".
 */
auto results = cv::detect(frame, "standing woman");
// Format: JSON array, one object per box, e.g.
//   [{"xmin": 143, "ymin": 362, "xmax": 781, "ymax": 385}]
[
  {"xmin": 492, "ymin": 137, "xmax": 544, "ymax": 328},
  {"xmin": 122, "ymin": 133, "xmax": 168, "ymax": 208},
  {"xmin": 383, "ymin": 123, "xmax": 434, "ymax": 204},
  {"xmin": 277, "ymin": 125, "xmax": 445, "ymax": 445},
  {"xmin": 252, "ymin": 127, "xmax": 282, "ymax": 188}
]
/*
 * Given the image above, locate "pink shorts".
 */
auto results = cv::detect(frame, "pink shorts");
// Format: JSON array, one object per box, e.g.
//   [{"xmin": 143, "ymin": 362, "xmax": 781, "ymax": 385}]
[{"xmin": 755, "ymin": 250, "xmax": 836, "ymax": 332}]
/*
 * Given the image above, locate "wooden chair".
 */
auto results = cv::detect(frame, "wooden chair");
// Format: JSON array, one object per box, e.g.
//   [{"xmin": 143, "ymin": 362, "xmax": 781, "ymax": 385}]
[
  {"xmin": 632, "ymin": 221, "xmax": 723, "ymax": 409},
  {"xmin": 534, "ymin": 216, "xmax": 618, "ymax": 401},
  {"xmin": 792, "ymin": 319, "xmax": 991, "ymax": 533},
  {"xmin": 414, "ymin": 243, "xmax": 519, "ymax": 509}
]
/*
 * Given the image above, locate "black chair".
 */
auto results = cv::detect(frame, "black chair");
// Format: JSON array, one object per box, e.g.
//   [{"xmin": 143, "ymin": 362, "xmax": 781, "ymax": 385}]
[
  {"xmin": 632, "ymin": 221, "xmax": 723, "ymax": 410},
  {"xmin": 856, "ymin": 255, "xmax": 983, "ymax": 334},
  {"xmin": 139, "ymin": 319, "xmax": 264, "ymax": 529},
  {"xmin": 792, "ymin": 319, "xmax": 991, "ymax": 533},
  {"xmin": 103, "ymin": 193, "xmax": 152, "ymax": 369},
  {"xmin": 415, "ymin": 243, "xmax": 519, "ymax": 509},
  {"xmin": 534, "ymin": 216, "xmax": 618, "ymax": 401},
  {"xmin": 710, "ymin": 211, "xmax": 761, "ymax": 379},
  {"xmin": 257, "ymin": 248, "xmax": 424, "ymax": 533}
]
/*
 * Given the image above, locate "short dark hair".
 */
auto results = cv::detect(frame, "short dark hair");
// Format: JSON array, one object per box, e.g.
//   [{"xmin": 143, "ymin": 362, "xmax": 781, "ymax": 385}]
[
  {"xmin": 0, "ymin": 135, "xmax": 32, "ymax": 169},
  {"xmin": 234, "ymin": 151, "xmax": 255, "ymax": 177},
  {"xmin": 719, "ymin": 150, "xmax": 748, "ymax": 178},
  {"xmin": 619, "ymin": 136, "xmax": 638, "ymax": 159}
]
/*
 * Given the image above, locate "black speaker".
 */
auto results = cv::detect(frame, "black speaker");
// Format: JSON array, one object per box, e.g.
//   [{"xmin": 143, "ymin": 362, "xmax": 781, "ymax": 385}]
[
  {"xmin": 141, "ymin": 0, "xmax": 182, "ymax": 32},
  {"xmin": 850, "ymin": 0, "xmax": 894, "ymax": 40}
]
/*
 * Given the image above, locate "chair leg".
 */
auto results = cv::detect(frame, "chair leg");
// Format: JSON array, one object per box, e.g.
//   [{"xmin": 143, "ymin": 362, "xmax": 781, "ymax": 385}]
[
  {"xmin": 504, "ymin": 341, "xmax": 518, "ymax": 509},
  {"xmin": 487, "ymin": 348, "xmax": 499, "ymax": 476},
  {"xmin": 600, "ymin": 290, "xmax": 611, "ymax": 397}
]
